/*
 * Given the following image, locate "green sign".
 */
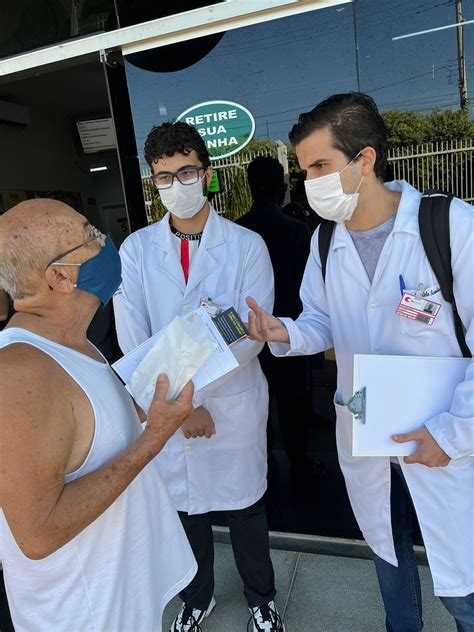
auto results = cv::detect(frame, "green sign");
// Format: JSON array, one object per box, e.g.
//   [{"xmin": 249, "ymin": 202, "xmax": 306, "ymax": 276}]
[
  {"xmin": 177, "ymin": 100, "xmax": 255, "ymax": 160},
  {"xmin": 208, "ymin": 170, "xmax": 220, "ymax": 193}
]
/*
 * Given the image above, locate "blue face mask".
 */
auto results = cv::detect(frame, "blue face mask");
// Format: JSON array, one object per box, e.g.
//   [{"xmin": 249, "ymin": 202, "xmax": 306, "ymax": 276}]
[
  {"xmin": 74, "ymin": 235, "xmax": 122, "ymax": 306},
  {"xmin": 48, "ymin": 234, "xmax": 122, "ymax": 306}
]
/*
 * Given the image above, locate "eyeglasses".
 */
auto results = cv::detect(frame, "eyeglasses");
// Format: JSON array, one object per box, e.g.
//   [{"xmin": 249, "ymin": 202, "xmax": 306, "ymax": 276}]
[
  {"xmin": 47, "ymin": 225, "xmax": 103, "ymax": 269},
  {"xmin": 152, "ymin": 166, "xmax": 205, "ymax": 190}
]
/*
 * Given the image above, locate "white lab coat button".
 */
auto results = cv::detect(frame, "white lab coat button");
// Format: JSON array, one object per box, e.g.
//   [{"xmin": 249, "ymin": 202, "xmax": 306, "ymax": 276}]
[
  {"xmin": 183, "ymin": 305, "xmax": 190, "ymax": 313},
  {"xmin": 368, "ymin": 303, "xmax": 378, "ymax": 310},
  {"xmin": 185, "ymin": 445, "xmax": 192, "ymax": 453}
]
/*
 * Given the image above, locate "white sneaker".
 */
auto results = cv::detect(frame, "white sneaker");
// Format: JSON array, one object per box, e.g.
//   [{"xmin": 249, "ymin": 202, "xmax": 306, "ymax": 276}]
[
  {"xmin": 248, "ymin": 601, "xmax": 285, "ymax": 631},
  {"xmin": 169, "ymin": 596, "xmax": 216, "ymax": 632}
]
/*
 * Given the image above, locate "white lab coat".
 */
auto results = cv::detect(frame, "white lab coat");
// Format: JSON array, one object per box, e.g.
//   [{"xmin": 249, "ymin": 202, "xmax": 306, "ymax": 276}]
[
  {"xmin": 270, "ymin": 181, "xmax": 474, "ymax": 597},
  {"xmin": 114, "ymin": 208, "xmax": 274, "ymax": 515}
]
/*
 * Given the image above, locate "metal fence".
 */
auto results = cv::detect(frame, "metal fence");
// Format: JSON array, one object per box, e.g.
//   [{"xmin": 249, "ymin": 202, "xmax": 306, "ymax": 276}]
[
  {"xmin": 141, "ymin": 138, "xmax": 473, "ymax": 222},
  {"xmin": 388, "ymin": 139, "xmax": 473, "ymax": 202}
]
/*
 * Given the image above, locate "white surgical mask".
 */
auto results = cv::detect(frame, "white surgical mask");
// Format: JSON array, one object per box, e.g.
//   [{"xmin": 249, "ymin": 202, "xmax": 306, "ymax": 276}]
[
  {"xmin": 159, "ymin": 175, "xmax": 207, "ymax": 220},
  {"xmin": 304, "ymin": 153, "xmax": 363, "ymax": 223}
]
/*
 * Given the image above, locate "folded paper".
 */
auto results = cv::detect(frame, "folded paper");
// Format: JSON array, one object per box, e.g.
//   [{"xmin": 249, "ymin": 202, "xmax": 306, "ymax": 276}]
[{"xmin": 129, "ymin": 311, "xmax": 217, "ymax": 412}]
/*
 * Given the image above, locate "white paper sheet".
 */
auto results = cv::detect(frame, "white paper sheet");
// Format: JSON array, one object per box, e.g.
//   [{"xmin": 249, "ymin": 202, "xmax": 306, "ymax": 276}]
[
  {"xmin": 351, "ymin": 354, "xmax": 470, "ymax": 456},
  {"xmin": 112, "ymin": 307, "xmax": 239, "ymax": 394},
  {"xmin": 129, "ymin": 312, "xmax": 217, "ymax": 410},
  {"xmin": 191, "ymin": 308, "xmax": 239, "ymax": 390}
]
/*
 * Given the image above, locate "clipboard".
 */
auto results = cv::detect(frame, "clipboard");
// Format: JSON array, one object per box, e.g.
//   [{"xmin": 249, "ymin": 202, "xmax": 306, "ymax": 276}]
[{"xmin": 349, "ymin": 354, "xmax": 470, "ymax": 457}]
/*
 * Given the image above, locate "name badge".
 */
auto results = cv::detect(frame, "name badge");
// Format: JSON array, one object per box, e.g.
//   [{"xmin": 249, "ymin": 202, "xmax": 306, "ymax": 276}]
[{"xmin": 396, "ymin": 292, "xmax": 441, "ymax": 325}]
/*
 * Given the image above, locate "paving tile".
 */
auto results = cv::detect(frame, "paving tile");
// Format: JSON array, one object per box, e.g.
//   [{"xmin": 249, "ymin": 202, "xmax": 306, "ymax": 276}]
[
  {"xmin": 163, "ymin": 544, "xmax": 456, "ymax": 632},
  {"xmin": 283, "ymin": 553, "xmax": 456, "ymax": 632},
  {"xmin": 163, "ymin": 543, "xmax": 298, "ymax": 631}
]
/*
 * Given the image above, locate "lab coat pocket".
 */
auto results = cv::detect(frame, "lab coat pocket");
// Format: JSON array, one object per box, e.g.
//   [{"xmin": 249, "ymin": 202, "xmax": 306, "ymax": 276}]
[
  {"xmin": 446, "ymin": 454, "xmax": 474, "ymax": 469},
  {"xmin": 399, "ymin": 317, "xmax": 432, "ymax": 339},
  {"xmin": 333, "ymin": 392, "xmax": 353, "ymax": 457},
  {"xmin": 205, "ymin": 388, "xmax": 261, "ymax": 448}
]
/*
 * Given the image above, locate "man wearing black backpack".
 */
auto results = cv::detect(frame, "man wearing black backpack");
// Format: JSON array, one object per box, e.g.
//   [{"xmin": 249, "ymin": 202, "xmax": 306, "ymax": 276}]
[{"xmin": 246, "ymin": 93, "xmax": 473, "ymax": 631}]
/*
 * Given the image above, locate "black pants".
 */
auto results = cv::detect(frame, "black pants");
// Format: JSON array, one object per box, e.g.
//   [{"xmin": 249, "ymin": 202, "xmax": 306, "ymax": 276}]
[{"xmin": 178, "ymin": 498, "xmax": 276, "ymax": 610}]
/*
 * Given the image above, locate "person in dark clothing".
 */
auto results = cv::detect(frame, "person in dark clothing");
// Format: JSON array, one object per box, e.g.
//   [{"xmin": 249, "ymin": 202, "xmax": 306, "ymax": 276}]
[
  {"xmin": 237, "ymin": 156, "xmax": 324, "ymax": 489},
  {"xmin": 281, "ymin": 201, "xmax": 310, "ymax": 226},
  {"xmin": 86, "ymin": 302, "xmax": 123, "ymax": 365}
]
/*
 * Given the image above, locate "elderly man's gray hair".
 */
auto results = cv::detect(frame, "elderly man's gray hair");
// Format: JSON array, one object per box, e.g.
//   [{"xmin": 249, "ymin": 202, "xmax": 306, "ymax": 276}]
[{"xmin": 0, "ymin": 232, "xmax": 56, "ymax": 299}]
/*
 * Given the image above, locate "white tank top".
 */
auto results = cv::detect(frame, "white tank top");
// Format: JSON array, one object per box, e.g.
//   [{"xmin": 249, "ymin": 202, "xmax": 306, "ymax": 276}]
[{"xmin": 0, "ymin": 328, "xmax": 196, "ymax": 632}]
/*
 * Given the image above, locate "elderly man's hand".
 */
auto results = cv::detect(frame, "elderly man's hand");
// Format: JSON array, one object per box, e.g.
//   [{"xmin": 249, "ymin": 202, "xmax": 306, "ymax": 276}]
[
  {"xmin": 181, "ymin": 407, "xmax": 216, "ymax": 439},
  {"xmin": 146, "ymin": 375, "xmax": 194, "ymax": 441},
  {"xmin": 393, "ymin": 427, "xmax": 451, "ymax": 467}
]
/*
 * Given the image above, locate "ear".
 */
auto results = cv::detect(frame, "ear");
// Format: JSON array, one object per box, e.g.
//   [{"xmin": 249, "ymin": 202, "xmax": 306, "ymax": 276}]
[
  {"xmin": 205, "ymin": 165, "xmax": 213, "ymax": 184},
  {"xmin": 44, "ymin": 265, "xmax": 77, "ymax": 296},
  {"xmin": 358, "ymin": 146, "xmax": 377, "ymax": 177}
]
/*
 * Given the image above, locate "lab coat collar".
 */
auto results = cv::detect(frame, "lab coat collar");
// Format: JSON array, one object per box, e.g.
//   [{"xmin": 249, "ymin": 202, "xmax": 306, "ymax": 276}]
[
  {"xmin": 331, "ymin": 179, "xmax": 421, "ymax": 252},
  {"xmin": 150, "ymin": 206, "xmax": 224, "ymax": 252},
  {"xmin": 329, "ymin": 180, "xmax": 422, "ymax": 292},
  {"xmin": 150, "ymin": 213, "xmax": 186, "ymax": 292},
  {"xmin": 185, "ymin": 207, "xmax": 224, "ymax": 295},
  {"xmin": 195, "ymin": 205, "xmax": 225, "ymax": 250},
  {"xmin": 149, "ymin": 207, "xmax": 224, "ymax": 296},
  {"xmin": 385, "ymin": 180, "xmax": 422, "ymax": 236}
]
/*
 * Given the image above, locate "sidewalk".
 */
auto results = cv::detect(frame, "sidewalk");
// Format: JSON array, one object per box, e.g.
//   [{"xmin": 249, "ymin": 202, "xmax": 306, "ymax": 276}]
[{"xmin": 163, "ymin": 543, "xmax": 455, "ymax": 632}]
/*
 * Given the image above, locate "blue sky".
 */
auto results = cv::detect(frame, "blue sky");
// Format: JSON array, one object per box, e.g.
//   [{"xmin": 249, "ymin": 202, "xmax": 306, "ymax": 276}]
[{"xmin": 124, "ymin": 0, "xmax": 474, "ymax": 166}]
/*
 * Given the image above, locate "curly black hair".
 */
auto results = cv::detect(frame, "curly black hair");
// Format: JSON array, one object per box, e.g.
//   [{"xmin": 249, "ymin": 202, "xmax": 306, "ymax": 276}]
[
  {"xmin": 289, "ymin": 92, "xmax": 388, "ymax": 181},
  {"xmin": 144, "ymin": 121, "xmax": 210, "ymax": 170}
]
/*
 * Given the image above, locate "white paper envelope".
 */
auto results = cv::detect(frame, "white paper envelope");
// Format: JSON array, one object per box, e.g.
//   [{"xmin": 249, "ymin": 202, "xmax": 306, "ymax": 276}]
[
  {"xmin": 129, "ymin": 311, "xmax": 217, "ymax": 412},
  {"xmin": 112, "ymin": 308, "xmax": 240, "ymax": 404}
]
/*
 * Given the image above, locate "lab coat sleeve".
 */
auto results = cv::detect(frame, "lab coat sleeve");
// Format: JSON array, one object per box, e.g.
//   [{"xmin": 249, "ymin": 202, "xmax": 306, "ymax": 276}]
[
  {"xmin": 270, "ymin": 226, "xmax": 333, "ymax": 357},
  {"xmin": 113, "ymin": 235, "xmax": 152, "ymax": 354},
  {"xmin": 193, "ymin": 233, "xmax": 274, "ymax": 406},
  {"xmin": 424, "ymin": 198, "xmax": 474, "ymax": 460}
]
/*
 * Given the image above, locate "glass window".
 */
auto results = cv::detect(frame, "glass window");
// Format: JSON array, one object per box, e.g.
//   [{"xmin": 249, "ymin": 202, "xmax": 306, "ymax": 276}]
[
  {"xmin": 124, "ymin": 4, "xmax": 360, "ymax": 539},
  {"xmin": 121, "ymin": 2, "xmax": 472, "ymax": 538},
  {"xmin": 0, "ymin": 0, "xmax": 117, "ymax": 59},
  {"xmin": 126, "ymin": 5, "xmax": 357, "ymax": 168},
  {"xmin": 356, "ymin": 0, "xmax": 474, "ymax": 199}
]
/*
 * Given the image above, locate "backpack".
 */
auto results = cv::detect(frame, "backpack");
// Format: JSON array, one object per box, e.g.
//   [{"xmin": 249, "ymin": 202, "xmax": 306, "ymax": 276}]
[{"xmin": 317, "ymin": 189, "xmax": 471, "ymax": 358}]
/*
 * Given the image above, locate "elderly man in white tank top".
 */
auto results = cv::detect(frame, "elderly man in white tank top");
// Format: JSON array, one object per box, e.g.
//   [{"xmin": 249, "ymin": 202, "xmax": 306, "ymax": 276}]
[{"xmin": 0, "ymin": 199, "xmax": 197, "ymax": 632}]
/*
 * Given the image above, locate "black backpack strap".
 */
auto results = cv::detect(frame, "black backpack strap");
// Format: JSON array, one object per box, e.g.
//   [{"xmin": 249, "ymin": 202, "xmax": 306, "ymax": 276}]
[
  {"xmin": 419, "ymin": 189, "xmax": 471, "ymax": 358},
  {"xmin": 318, "ymin": 220, "xmax": 336, "ymax": 283}
]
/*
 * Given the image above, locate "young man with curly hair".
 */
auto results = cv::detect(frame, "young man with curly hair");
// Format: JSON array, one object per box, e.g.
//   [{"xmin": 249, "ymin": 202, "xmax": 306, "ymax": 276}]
[{"xmin": 114, "ymin": 121, "xmax": 284, "ymax": 632}]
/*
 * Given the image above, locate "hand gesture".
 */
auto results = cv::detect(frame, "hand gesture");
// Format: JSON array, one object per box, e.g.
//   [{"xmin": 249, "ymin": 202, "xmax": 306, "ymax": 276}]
[
  {"xmin": 181, "ymin": 407, "xmax": 216, "ymax": 439},
  {"xmin": 393, "ymin": 427, "xmax": 450, "ymax": 467},
  {"xmin": 245, "ymin": 296, "xmax": 289, "ymax": 343}
]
